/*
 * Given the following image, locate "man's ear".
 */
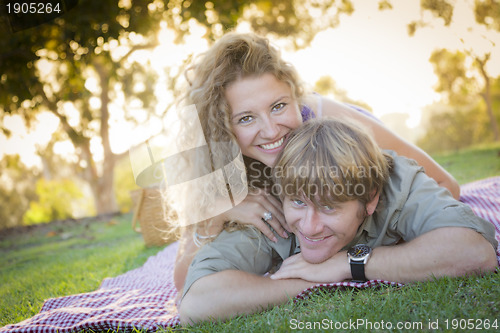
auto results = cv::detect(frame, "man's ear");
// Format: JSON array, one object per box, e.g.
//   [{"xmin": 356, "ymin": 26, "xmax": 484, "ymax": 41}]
[{"xmin": 365, "ymin": 191, "xmax": 380, "ymax": 216}]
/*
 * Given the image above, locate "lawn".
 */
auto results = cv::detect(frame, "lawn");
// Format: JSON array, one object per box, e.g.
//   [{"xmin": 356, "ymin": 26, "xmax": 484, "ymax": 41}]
[{"xmin": 1, "ymin": 144, "xmax": 499, "ymax": 332}]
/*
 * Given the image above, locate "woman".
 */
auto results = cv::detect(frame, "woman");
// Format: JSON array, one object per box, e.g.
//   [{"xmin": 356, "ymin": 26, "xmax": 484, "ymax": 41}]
[{"xmin": 172, "ymin": 32, "xmax": 460, "ymax": 291}]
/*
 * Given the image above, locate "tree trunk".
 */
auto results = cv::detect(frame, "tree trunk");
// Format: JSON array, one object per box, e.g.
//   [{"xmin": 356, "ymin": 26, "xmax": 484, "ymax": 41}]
[
  {"xmin": 94, "ymin": 57, "xmax": 118, "ymax": 214},
  {"xmin": 476, "ymin": 55, "xmax": 500, "ymax": 141}
]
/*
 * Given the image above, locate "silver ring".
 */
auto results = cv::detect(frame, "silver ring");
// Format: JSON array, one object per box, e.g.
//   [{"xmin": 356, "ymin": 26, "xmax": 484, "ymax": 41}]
[{"xmin": 262, "ymin": 211, "xmax": 272, "ymax": 222}]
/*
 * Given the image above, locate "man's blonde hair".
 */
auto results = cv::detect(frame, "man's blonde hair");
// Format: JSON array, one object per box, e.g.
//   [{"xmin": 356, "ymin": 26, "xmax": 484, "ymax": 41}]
[{"xmin": 273, "ymin": 118, "xmax": 393, "ymax": 208}]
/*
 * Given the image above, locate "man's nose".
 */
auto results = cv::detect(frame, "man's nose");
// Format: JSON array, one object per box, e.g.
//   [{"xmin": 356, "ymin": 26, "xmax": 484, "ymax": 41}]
[{"xmin": 300, "ymin": 207, "xmax": 324, "ymax": 236}]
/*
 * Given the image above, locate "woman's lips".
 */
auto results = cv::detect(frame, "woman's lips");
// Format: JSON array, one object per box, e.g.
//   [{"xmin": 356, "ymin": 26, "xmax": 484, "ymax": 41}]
[{"xmin": 258, "ymin": 136, "xmax": 285, "ymax": 150}]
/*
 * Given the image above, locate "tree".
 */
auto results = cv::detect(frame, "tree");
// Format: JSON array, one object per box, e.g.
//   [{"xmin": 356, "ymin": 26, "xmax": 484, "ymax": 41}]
[
  {"xmin": 417, "ymin": 47, "xmax": 500, "ymax": 152},
  {"xmin": 405, "ymin": 0, "xmax": 500, "ymax": 141},
  {"xmin": 1, "ymin": 0, "xmax": 355, "ymax": 218},
  {"xmin": 0, "ymin": 1, "xmax": 162, "ymax": 215},
  {"xmin": 428, "ymin": 47, "xmax": 500, "ymax": 142},
  {"xmin": 475, "ymin": 53, "xmax": 500, "ymax": 141}
]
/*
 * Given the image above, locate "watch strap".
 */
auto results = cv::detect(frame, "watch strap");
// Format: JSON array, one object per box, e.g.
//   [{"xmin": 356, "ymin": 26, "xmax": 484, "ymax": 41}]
[{"xmin": 350, "ymin": 260, "xmax": 367, "ymax": 282}]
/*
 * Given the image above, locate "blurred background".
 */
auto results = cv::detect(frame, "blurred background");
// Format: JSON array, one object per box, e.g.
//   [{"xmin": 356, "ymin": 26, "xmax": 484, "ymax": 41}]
[{"xmin": 1, "ymin": 0, "xmax": 499, "ymax": 230}]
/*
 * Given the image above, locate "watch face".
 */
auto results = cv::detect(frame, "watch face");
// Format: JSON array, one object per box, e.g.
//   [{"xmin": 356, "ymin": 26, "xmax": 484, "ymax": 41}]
[{"xmin": 348, "ymin": 244, "xmax": 371, "ymax": 259}]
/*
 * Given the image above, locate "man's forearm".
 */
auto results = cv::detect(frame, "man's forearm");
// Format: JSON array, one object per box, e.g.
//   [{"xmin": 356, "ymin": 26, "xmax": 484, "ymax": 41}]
[
  {"xmin": 366, "ymin": 227, "xmax": 498, "ymax": 283},
  {"xmin": 272, "ymin": 227, "xmax": 497, "ymax": 285},
  {"xmin": 179, "ymin": 270, "xmax": 313, "ymax": 325}
]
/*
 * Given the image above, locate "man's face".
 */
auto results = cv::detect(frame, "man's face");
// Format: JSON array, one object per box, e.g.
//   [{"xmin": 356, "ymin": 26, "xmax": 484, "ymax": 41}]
[{"xmin": 283, "ymin": 195, "xmax": 366, "ymax": 264}]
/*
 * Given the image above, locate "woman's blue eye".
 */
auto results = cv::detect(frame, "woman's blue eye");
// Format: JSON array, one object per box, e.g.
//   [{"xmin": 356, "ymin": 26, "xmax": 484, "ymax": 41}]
[{"xmin": 272, "ymin": 103, "xmax": 286, "ymax": 112}]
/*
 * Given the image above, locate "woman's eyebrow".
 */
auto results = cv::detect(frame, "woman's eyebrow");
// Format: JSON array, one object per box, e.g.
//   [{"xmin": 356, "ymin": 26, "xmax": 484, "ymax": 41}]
[
  {"xmin": 231, "ymin": 110, "xmax": 251, "ymax": 120},
  {"xmin": 269, "ymin": 95, "xmax": 290, "ymax": 107}
]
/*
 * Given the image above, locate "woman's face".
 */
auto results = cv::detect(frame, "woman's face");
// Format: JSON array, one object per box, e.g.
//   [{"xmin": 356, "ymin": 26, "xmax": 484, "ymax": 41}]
[{"xmin": 226, "ymin": 73, "xmax": 303, "ymax": 167}]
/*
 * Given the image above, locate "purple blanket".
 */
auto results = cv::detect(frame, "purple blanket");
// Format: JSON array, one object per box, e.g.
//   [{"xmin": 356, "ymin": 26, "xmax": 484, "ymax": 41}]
[{"xmin": 2, "ymin": 177, "xmax": 499, "ymax": 332}]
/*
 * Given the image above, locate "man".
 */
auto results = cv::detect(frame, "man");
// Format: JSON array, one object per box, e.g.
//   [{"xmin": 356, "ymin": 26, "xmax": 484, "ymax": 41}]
[{"xmin": 179, "ymin": 118, "xmax": 497, "ymax": 325}]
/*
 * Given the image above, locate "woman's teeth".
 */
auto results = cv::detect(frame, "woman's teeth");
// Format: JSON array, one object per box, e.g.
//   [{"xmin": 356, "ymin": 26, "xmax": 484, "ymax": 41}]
[{"xmin": 260, "ymin": 137, "xmax": 284, "ymax": 150}]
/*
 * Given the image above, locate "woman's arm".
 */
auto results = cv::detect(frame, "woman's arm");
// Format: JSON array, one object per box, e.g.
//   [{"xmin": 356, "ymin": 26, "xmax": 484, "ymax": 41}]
[{"xmin": 321, "ymin": 98, "xmax": 460, "ymax": 199}]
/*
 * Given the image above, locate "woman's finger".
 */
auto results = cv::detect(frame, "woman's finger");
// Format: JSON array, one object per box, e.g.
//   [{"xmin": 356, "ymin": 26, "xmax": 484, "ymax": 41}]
[
  {"xmin": 262, "ymin": 213, "xmax": 288, "ymax": 239},
  {"xmin": 252, "ymin": 219, "xmax": 278, "ymax": 243},
  {"xmin": 258, "ymin": 195, "xmax": 289, "ymax": 236}
]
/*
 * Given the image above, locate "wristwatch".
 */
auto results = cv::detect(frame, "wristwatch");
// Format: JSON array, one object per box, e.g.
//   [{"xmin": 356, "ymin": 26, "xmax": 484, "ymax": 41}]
[{"xmin": 347, "ymin": 244, "xmax": 372, "ymax": 282}]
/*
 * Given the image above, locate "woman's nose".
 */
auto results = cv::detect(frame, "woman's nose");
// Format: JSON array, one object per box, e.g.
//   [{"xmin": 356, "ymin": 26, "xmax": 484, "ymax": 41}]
[{"xmin": 260, "ymin": 116, "xmax": 280, "ymax": 139}]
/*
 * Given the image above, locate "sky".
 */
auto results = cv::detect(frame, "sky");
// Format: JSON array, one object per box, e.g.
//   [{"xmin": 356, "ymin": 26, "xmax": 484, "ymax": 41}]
[
  {"xmin": 282, "ymin": 0, "xmax": 500, "ymax": 125},
  {"xmin": 1, "ymin": 0, "xmax": 500, "ymax": 168}
]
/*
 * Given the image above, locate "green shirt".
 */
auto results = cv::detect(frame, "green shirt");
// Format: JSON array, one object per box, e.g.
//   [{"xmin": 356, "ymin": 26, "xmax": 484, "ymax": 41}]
[{"xmin": 183, "ymin": 151, "xmax": 498, "ymax": 296}]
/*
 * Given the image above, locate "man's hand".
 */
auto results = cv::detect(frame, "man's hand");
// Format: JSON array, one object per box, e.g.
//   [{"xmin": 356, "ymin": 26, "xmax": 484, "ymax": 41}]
[
  {"xmin": 271, "ymin": 251, "xmax": 351, "ymax": 283},
  {"xmin": 271, "ymin": 228, "xmax": 498, "ymax": 285}
]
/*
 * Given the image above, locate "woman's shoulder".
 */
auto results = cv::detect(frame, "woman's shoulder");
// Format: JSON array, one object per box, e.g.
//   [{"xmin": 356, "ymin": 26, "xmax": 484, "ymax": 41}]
[{"xmin": 319, "ymin": 96, "xmax": 381, "ymax": 123}]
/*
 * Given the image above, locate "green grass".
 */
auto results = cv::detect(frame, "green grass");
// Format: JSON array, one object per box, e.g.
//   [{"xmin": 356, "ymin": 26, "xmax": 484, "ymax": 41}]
[
  {"xmin": 1, "ymin": 144, "xmax": 500, "ymax": 332},
  {"xmin": 432, "ymin": 142, "xmax": 500, "ymax": 184},
  {"xmin": 0, "ymin": 215, "xmax": 164, "ymax": 328}
]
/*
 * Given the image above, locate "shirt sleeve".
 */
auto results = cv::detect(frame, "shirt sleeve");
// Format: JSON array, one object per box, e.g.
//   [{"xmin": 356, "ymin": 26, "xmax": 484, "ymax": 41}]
[
  {"xmin": 394, "ymin": 167, "xmax": 498, "ymax": 249},
  {"xmin": 182, "ymin": 227, "xmax": 280, "ymax": 298}
]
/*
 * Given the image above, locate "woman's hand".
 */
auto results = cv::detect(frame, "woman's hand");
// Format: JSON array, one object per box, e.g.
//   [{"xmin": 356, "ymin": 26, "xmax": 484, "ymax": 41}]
[{"xmin": 223, "ymin": 187, "xmax": 289, "ymax": 242}]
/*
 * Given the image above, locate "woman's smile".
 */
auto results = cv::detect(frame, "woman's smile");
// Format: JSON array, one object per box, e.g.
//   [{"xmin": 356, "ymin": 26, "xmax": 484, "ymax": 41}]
[{"xmin": 257, "ymin": 136, "xmax": 285, "ymax": 151}]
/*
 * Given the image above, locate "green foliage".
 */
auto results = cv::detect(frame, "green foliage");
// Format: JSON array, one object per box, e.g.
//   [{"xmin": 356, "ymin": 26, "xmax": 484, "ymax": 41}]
[
  {"xmin": 23, "ymin": 178, "xmax": 84, "ymax": 225},
  {"xmin": 429, "ymin": 49, "xmax": 476, "ymax": 105},
  {"xmin": 475, "ymin": 0, "xmax": 500, "ymax": 31},
  {"xmin": 421, "ymin": 0, "xmax": 454, "ymax": 25},
  {"xmin": 406, "ymin": 0, "xmax": 500, "ymax": 37},
  {"xmin": 418, "ymin": 102, "xmax": 493, "ymax": 153},
  {"xmin": 378, "ymin": 0, "xmax": 393, "ymax": 10},
  {"xmin": 0, "ymin": 155, "xmax": 38, "ymax": 230},
  {"xmin": 165, "ymin": 0, "xmax": 354, "ymax": 48}
]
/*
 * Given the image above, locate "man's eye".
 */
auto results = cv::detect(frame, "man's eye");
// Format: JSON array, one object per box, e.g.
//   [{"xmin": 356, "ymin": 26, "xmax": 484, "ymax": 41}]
[
  {"xmin": 292, "ymin": 199, "xmax": 305, "ymax": 207},
  {"xmin": 238, "ymin": 115, "xmax": 253, "ymax": 124},
  {"xmin": 321, "ymin": 205, "xmax": 335, "ymax": 212},
  {"xmin": 272, "ymin": 103, "xmax": 286, "ymax": 112}
]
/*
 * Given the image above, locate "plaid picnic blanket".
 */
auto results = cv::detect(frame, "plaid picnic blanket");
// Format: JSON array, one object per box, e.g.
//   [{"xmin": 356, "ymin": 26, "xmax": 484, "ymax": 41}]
[{"xmin": 2, "ymin": 177, "xmax": 499, "ymax": 332}]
